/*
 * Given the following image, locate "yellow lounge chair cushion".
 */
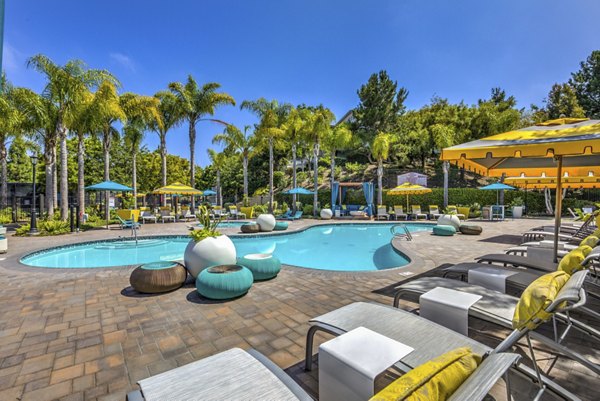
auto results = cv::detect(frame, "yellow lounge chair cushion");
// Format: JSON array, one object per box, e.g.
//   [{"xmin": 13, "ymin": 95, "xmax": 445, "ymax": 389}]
[
  {"xmin": 240, "ymin": 206, "xmax": 254, "ymax": 218},
  {"xmin": 512, "ymin": 271, "xmax": 570, "ymax": 330},
  {"xmin": 116, "ymin": 209, "xmax": 132, "ymax": 220},
  {"xmin": 580, "ymin": 235, "xmax": 599, "ymax": 248},
  {"xmin": 370, "ymin": 347, "xmax": 481, "ymax": 401},
  {"xmin": 558, "ymin": 245, "xmax": 592, "ymax": 274}
]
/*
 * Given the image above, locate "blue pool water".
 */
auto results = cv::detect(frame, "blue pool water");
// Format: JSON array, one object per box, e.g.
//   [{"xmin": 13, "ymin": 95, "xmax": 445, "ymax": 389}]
[
  {"xmin": 20, "ymin": 223, "xmax": 432, "ymax": 271},
  {"xmin": 200, "ymin": 221, "xmax": 248, "ymax": 228}
]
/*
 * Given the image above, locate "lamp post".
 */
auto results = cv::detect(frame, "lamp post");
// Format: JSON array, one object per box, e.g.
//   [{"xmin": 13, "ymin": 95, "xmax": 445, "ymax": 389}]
[{"xmin": 29, "ymin": 153, "xmax": 38, "ymax": 235}]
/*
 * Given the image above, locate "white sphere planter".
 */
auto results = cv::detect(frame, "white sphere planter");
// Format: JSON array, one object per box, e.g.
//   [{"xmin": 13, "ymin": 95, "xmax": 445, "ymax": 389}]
[
  {"xmin": 184, "ymin": 235, "xmax": 237, "ymax": 278},
  {"xmin": 437, "ymin": 214, "xmax": 461, "ymax": 230},
  {"xmin": 320, "ymin": 208, "xmax": 333, "ymax": 220},
  {"xmin": 256, "ymin": 214, "xmax": 276, "ymax": 232}
]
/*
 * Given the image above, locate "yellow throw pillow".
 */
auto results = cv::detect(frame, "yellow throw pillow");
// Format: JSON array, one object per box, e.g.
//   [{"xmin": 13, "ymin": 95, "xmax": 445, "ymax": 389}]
[
  {"xmin": 558, "ymin": 245, "xmax": 592, "ymax": 274},
  {"xmin": 370, "ymin": 347, "xmax": 481, "ymax": 401},
  {"xmin": 579, "ymin": 235, "xmax": 599, "ymax": 248},
  {"xmin": 512, "ymin": 271, "xmax": 570, "ymax": 331}
]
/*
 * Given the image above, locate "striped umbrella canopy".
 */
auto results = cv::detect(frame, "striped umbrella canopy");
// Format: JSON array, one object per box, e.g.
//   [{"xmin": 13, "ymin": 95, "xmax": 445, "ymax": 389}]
[
  {"xmin": 152, "ymin": 182, "xmax": 203, "ymax": 195},
  {"xmin": 505, "ymin": 175, "xmax": 600, "ymax": 189},
  {"xmin": 441, "ymin": 117, "xmax": 600, "ymax": 261},
  {"xmin": 388, "ymin": 183, "xmax": 432, "ymax": 209}
]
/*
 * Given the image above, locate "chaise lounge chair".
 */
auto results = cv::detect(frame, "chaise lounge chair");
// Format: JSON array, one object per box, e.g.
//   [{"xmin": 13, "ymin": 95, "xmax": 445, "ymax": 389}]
[
  {"xmin": 393, "ymin": 205, "xmax": 408, "ymax": 220},
  {"xmin": 116, "ymin": 210, "xmax": 141, "ymax": 230},
  {"xmin": 376, "ymin": 205, "xmax": 389, "ymax": 220},
  {"xmin": 140, "ymin": 210, "xmax": 157, "ymax": 224},
  {"xmin": 447, "ymin": 205, "xmax": 466, "ymax": 221},
  {"xmin": 306, "ymin": 301, "xmax": 579, "ymax": 400},
  {"xmin": 159, "ymin": 209, "xmax": 175, "ymax": 223},
  {"xmin": 428, "ymin": 205, "xmax": 442, "ymax": 220},
  {"xmin": 392, "ymin": 270, "xmax": 600, "ymax": 377},
  {"xmin": 229, "ymin": 205, "xmax": 246, "ymax": 219},
  {"xmin": 282, "ymin": 211, "xmax": 303, "ymax": 220},
  {"xmin": 411, "ymin": 205, "xmax": 427, "ymax": 220}
]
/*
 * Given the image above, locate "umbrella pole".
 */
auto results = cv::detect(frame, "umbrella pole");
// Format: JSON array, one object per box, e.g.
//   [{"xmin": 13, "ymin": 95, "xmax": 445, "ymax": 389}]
[{"xmin": 553, "ymin": 156, "xmax": 563, "ymax": 263}]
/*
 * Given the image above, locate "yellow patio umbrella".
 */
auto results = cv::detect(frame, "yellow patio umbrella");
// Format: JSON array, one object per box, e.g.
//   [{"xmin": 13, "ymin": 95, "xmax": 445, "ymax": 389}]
[
  {"xmin": 152, "ymin": 182, "xmax": 203, "ymax": 195},
  {"xmin": 388, "ymin": 183, "xmax": 432, "ymax": 209},
  {"xmin": 441, "ymin": 118, "xmax": 600, "ymax": 261},
  {"xmin": 504, "ymin": 175, "xmax": 600, "ymax": 189}
]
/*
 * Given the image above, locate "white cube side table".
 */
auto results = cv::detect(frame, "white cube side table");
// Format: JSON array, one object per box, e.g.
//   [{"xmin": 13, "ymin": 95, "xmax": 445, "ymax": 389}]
[
  {"xmin": 468, "ymin": 266, "xmax": 518, "ymax": 293},
  {"xmin": 420, "ymin": 287, "xmax": 482, "ymax": 335},
  {"xmin": 318, "ymin": 326, "xmax": 414, "ymax": 401}
]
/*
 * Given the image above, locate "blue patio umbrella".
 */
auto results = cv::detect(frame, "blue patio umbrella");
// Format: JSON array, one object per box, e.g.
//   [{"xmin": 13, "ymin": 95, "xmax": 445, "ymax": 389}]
[
  {"xmin": 479, "ymin": 182, "xmax": 515, "ymax": 205},
  {"xmin": 202, "ymin": 189, "xmax": 217, "ymax": 196},
  {"xmin": 283, "ymin": 187, "xmax": 314, "ymax": 195},
  {"xmin": 85, "ymin": 181, "xmax": 133, "ymax": 228}
]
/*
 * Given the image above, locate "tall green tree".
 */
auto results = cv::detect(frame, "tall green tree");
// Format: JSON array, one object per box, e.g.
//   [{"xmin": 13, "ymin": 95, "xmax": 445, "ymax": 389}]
[
  {"xmin": 371, "ymin": 132, "xmax": 392, "ymax": 205},
  {"xmin": 169, "ymin": 75, "xmax": 235, "ymax": 210},
  {"xmin": 322, "ymin": 122, "xmax": 353, "ymax": 204},
  {"xmin": 544, "ymin": 83, "xmax": 586, "ymax": 119},
  {"xmin": 212, "ymin": 124, "xmax": 254, "ymax": 202},
  {"xmin": 569, "ymin": 50, "xmax": 600, "ymax": 118},
  {"xmin": 27, "ymin": 55, "xmax": 115, "ymax": 220},
  {"xmin": 150, "ymin": 91, "xmax": 180, "ymax": 191},
  {"xmin": 0, "ymin": 79, "xmax": 23, "ymax": 206},
  {"xmin": 7, "ymin": 135, "xmax": 33, "ymax": 183},
  {"xmin": 352, "ymin": 70, "xmax": 408, "ymax": 146},
  {"xmin": 241, "ymin": 98, "xmax": 290, "ymax": 212},
  {"xmin": 281, "ymin": 108, "xmax": 308, "ymax": 211}
]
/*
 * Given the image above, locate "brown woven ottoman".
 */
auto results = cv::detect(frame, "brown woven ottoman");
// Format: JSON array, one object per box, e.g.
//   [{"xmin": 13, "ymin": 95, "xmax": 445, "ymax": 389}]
[
  {"xmin": 241, "ymin": 223, "xmax": 260, "ymax": 233},
  {"xmin": 130, "ymin": 261, "xmax": 187, "ymax": 293},
  {"xmin": 459, "ymin": 224, "xmax": 483, "ymax": 235}
]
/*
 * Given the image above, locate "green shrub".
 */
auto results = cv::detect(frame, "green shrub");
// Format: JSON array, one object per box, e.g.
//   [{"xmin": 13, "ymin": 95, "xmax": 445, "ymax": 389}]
[
  {"xmin": 303, "ymin": 205, "xmax": 314, "ymax": 215},
  {"xmin": 39, "ymin": 220, "xmax": 70, "ymax": 236},
  {"xmin": 254, "ymin": 204, "xmax": 267, "ymax": 214},
  {"xmin": 15, "ymin": 224, "xmax": 30, "ymax": 236},
  {"xmin": 189, "ymin": 206, "xmax": 221, "ymax": 242}
]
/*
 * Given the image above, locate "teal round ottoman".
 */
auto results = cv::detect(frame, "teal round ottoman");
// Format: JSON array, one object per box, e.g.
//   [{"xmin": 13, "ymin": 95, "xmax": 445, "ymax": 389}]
[
  {"xmin": 433, "ymin": 225, "xmax": 456, "ymax": 236},
  {"xmin": 196, "ymin": 265, "xmax": 253, "ymax": 300},
  {"xmin": 238, "ymin": 253, "xmax": 281, "ymax": 281},
  {"xmin": 273, "ymin": 221, "xmax": 288, "ymax": 231}
]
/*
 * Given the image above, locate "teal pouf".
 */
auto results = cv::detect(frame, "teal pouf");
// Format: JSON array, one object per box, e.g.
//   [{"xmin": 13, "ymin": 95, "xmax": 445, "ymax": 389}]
[
  {"xmin": 196, "ymin": 265, "xmax": 253, "ymax": 300},
  {"xmin": 433, "ymin": 225, "xmax": 456, "ymax": 236},
  {"xmin": 238, "ymin": 253, "xmax": 281, "ymax": 281},
  {"xmin": 273, "ymin": 221, "xmax": 288, "ymax": 231}
]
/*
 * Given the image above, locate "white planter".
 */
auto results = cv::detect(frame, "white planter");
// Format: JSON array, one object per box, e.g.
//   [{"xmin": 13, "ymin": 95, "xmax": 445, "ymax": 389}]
[
  {"xmin": 184, "ymin": 235, "xmax": 237, "ymax": 278},
  {"xmin": 512, "ymin": 206, "xmax": 523, "ymax": 218},
  {"xmin": 320, "ymin": 208, "xmax": 333, "ymax": 220},
  {"xmin": 0, "ymin": 227, "xmax": 6, "ymax": 235},
  {"xmin": 256, "ymin": 214, "xmax": 276, "ymax": 232},
  {"xmin": 437, "ymin": 214, "xmax": 461, "ymax": 230},
  {"xmin": 0, "ymin": 237, "xmax": 7, "ymax": 253}
]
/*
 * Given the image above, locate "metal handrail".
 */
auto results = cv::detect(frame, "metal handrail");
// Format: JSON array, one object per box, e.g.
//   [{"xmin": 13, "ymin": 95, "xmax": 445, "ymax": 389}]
[{"xmin": 390, "ymin": 224, "xmax": 412, "ymax": 241}]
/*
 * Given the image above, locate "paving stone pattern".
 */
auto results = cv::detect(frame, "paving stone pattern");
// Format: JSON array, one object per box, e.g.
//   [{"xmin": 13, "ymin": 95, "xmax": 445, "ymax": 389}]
[{"xmin": 0, "ymin": 218, "xmax": 597, "ymax": 400}]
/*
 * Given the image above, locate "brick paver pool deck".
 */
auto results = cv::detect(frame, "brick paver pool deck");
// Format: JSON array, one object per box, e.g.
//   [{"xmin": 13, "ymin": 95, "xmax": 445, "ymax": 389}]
[{"xmin": 0, "ymin": 217, "xmax": 598, "ymax": 400}]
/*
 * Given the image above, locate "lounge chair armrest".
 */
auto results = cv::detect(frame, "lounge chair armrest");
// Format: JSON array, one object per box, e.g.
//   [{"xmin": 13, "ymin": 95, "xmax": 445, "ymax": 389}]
[
  {"xmin": 126, "ymin": 390, "xmax": 144, "ymax": 401},
  {"xmin": 448, "ymin": 353, "xmax": 520, "ymax": 401}
]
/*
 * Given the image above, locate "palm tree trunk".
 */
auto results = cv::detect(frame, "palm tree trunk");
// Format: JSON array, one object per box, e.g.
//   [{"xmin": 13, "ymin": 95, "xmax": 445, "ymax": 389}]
[
  {"xmin": 59, "ymin": 127, "xmax": 69, "ymax": 220},
  {"xmin": 330, "ymin": 150, "xmax": 336, "ymax": 208},
  {"xmin": 268, "ymin": 138, "xmax": 274, "ymax": 213},
  {"xmin": 242, "ymin": 155, "xmax": 248, "ymax": 201},
  {"xmin": 44, "ymin": 143, "xmax": 54, "ymax": 218},
  {"xmin": 189, "ymin": 121, "xmax": 196, "ymax": 213},
  {"xmin": 442, "ymin": 161, "xmax": 449, "ymax": 208},
  {"xmin": 292, "ymin": 144, "xmax": 297, "ymax": 212},
  {"xmin": 77, "ymin": 136, "xmax": 85, "ymax": 216},
  {"xmin": 103, "ymin": 130, "xmax": 111, "ymax": 224},
  {"xmin": 132, "ymin": 152, "xmax": 138, "ymax": 209},
  {"xmin": 52, "ymin": 146, "xmax": 57, "ymax": 211},
  {"xmin": 377, "ymin": 159, "xmax": 383, "ymax": 205},
  {"xmin": 0, "ymin": 140, "xmax": 7, "ymax": 208},
  {"xmin": 216, "ymin": 170, "xmax": 222, "ymax": 207},
  {"xmin": 160, "ymin": 134, "xmax": 167, "ymax": 206},
  {"xmin": 313, "ymin": 143, "xmax": 319, "ymax": 217}
]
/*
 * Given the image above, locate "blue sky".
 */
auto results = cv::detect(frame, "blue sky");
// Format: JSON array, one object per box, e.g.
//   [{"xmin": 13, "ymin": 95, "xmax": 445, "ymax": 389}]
[{"xmin": 4, "ymin": 0, "xmax": 600, "ymax": 166}]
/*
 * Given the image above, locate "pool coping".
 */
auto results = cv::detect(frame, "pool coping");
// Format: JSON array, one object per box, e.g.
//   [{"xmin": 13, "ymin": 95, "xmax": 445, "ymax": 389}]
[{"xmin": 10, "ymin": 221, "xmax": 435, "ymax": 276}]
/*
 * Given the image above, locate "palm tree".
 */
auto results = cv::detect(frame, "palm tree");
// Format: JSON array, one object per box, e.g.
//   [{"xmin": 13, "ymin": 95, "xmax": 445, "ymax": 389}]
[
  {"xmin": 371, "ymin": 132, "xmax": 393, "ymax": 205},
  {"xmin": 169, "ymin": 75, "xmax": 235, "ymax": 210},
  {"xmin": 122, "ymin": 95, "xmax": 161, "ymax": 209},
  {"xmin": 0, "ymin": 78, "xmax": 23, "ymax": 207},
  {"xmin": 69, "ymin": 90, "xmax": 95, "ymax": 213},
  {"xmin": 212, "ymin": 124, "xmax": 253, "ymax": 202},
  {"xmin": 27, "ymin": 54, "xmax": 116, "ymax": 220},
  {"xmin": 303, "ymin": 107, "xmax": 334, "ymax": 216},
  {"xmin": 282, "ymin": 108, "xmax": 308, "ymax": 212},
  {"xmin": 207, "ymin": 149, "xmax": 226, "ymax": 207},
  {"xmin": 150, "ymin": 91, "xmax": 180, "ymax": 191},
  {"xmin": 322, "ymin": 122, "xmax": 353, "ymax": 204},
  {"xmin": 241, "ymin": 98, "xmax": 290, "ymax": 213}
]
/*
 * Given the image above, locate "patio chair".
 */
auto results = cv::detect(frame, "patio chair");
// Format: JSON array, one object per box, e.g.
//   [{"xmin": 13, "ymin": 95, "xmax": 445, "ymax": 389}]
[
  {"xmin": 140, "ymin": 210, "xmax": 157, "ymax": 224},
  {"xmin": 282, "ymin": 211, "xmax": 303, "ymax": 220},
  {"xmin": 229, "ymin": 205, "xmax": 246, "ymax": 219},
  {"xmin": 411, "ymin": 205, "xmax": 427, "ymax": 220},
  {"xmin": 447, "ymin": 205, "xmax": 466, "ymax": 220},
  {"xmin": 491, "ymin": 205, "xmax": 504, "ymax": 220},
  {"xmin": 278, "ymin": 210, "xmax": 293, "ymax": 219},
  {"xmin": 210, "ymin": 206, "xmax": 228, "ymax": 220},
  {"xmin": 126, "ymin": 348, "xmax": 312, "ymax": 401},
  {"xmin": 428, "ymin": 205, "xmax": 442, "ymax": 220},
  {"xmin": 393, "ymin": 205, "xmax": 408, "ymax": 220},
  {"xmin": 376, "ymin": 205, "xmax": 389, "ymax": 220},
  {"xmin": 159, "ymin": 209, "xmax": 175, "ymax": 223},
  {"xmin": 180, "ymin": 207, "xmax": 197, "ymax": 222},
  {"xmin": 392, "ymin": 270, "xmax": 600, "ymax": 377},
  {"xmin": 306, "ymin": 302, "xmax": 579, "ymax": 400},
  {"xmin": 116, "ymin": 209, "xmax": 141, "ymax": 229}
]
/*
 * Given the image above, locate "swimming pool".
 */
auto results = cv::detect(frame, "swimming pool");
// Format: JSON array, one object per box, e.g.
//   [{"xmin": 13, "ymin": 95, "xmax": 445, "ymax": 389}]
[
  {"xmin": 200, "ymin": 221, "xmax": 248, "ymax": 228},
  {"xmin": 20, "ymin": 223, "xmax": 432, "ymax": 271}
]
